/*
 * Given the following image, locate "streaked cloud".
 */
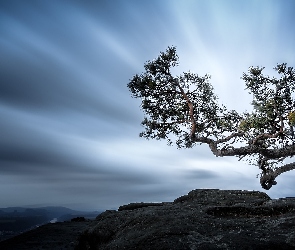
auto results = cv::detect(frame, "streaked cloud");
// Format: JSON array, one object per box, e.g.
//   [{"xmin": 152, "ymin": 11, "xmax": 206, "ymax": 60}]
[{"xmin": 0, "ymin": 0, "xmax": 294, "ymax": 211}]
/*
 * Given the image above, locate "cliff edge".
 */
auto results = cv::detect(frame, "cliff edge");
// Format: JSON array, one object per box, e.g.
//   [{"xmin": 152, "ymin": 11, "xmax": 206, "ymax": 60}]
[
  {"xmin": 0, "ymin": 189, "xmax": 294, "ymax": 249},
  {"xmin": 76, "ymin": 189, "xmax": 295, "ymax": 250}
]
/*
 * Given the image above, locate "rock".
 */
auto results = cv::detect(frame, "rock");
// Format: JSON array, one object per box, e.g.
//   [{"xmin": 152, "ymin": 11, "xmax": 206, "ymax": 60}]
[
  {"xmin": 71, "ymin": 217, "xmax": 87, "ymax": 222},
  {"xmin": 0, "ymin": 189, "xmax": 294, "ymax": 249},
  {"xmin": 76, "ymin": 189, "xmax": 295, "ymax": 250},
  {"xmin": 118, "ymin": 202, "xmax": 166, "ymax": 211}
]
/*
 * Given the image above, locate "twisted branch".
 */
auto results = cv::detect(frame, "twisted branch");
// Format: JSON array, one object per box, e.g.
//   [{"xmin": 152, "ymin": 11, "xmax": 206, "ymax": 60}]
[{"xmin": 260, "ymin": 162, "xmax": 295, "ymax": 190}]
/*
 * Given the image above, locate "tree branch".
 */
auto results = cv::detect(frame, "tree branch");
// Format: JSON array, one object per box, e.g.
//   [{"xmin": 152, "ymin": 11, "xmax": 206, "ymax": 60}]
[
  {"xmin": 175, "ymin": 81, "xmax": 197, "ymax": 139},
  {"xmin": 191, "ymin": 135, "xmax": 295, "ymax": 159},
  {"xmin": 260, "ymin": 162, "xmax": 295, "ymax": 190},
  {"xmin": 216, "ymin": 132, "xmax": 244, "ymax": 144},
  {"xmin": 252, "ymin": 132, "xmax": 281, "ymax": 145}
]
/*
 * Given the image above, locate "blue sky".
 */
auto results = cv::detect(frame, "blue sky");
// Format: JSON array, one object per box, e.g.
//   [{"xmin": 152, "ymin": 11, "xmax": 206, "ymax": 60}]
[{"xmin": 0, "ymin": 0, "xmax": 295, "ymax": 211}]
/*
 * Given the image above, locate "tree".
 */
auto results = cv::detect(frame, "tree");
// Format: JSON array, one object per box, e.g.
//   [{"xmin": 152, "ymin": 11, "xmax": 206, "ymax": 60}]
[{"xmin": 127, "ymin": 46, "xmax": 295, "ymax": 190}]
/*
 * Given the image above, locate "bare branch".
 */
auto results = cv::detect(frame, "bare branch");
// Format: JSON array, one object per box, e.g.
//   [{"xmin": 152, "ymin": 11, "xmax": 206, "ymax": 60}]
[
  {"xmin": 252, "ymin": 132, "xmax": 281, "ymax": 145},
  {"xmin": 216, "ymin": 132, "xmax": 244, "ymax": 144},
  {"xmin": 260, "ymin": 162, "xmax": 295, "ymax": 190}
]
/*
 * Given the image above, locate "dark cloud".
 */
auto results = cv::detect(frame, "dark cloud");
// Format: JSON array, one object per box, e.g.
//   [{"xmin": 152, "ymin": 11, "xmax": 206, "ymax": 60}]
[
  {"xmin": 0, "ymin": 0, "xmax": 140, "ymax": 128},
  {"xmin": 0, "ymin": 41, "xmax": 136, "ymax": 123}
]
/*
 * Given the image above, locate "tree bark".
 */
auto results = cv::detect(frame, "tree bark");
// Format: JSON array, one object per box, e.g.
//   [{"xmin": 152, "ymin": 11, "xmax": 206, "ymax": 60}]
[{"xmin": 260, "ymin": 162, "xmax": 295, "ymax": 190}]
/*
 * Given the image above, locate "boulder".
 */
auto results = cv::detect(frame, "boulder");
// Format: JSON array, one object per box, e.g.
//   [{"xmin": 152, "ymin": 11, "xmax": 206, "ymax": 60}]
[{"xmin": 76, "ymin": 189, "xmax": 295, "ymax": 250}]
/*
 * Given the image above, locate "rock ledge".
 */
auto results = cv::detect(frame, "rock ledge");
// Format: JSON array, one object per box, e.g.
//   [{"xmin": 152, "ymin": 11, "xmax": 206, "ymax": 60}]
[{"xmin": 76, "ymin": 189, "xmax": 295, "ymax": 250}]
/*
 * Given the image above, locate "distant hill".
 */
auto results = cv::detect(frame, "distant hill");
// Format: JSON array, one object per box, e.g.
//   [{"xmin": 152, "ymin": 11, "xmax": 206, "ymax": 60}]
[
  {"xmin": 0, "ymin": 206, "xmax": 101, "ymax": 242},
  {"xmin": 0, "ymin": 206, "xmax": 99, "ymax": 218}
]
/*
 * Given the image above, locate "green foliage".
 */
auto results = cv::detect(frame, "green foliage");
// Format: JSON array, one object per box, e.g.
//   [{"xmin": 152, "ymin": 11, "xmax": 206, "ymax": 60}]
[
  {"xmin": 128, "ymin": 47, "xmax": 241, "ymax": 148},
  {"xmin": 242, "ymin": 63, "xmax": 295, "ymax": 138},
  {"xmin": 288, "ymin": 111, "xmax": 295, "ymax": 126}
]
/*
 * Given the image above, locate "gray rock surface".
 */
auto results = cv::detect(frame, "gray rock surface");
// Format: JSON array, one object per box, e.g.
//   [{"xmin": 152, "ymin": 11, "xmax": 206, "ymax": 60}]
[
  {"xmin": 76, "ymin": 189, "xmax": 295, "ymax": 250},
  {"xmin": 0, "ymin": 189, "xmax": 294, "ymax": 249}
]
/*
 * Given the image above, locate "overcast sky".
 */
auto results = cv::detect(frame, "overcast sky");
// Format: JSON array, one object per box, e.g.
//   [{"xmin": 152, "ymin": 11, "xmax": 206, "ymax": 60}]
[{"xmin": 1, "ymin": 0, "xmax": 295, "ymax": 211}]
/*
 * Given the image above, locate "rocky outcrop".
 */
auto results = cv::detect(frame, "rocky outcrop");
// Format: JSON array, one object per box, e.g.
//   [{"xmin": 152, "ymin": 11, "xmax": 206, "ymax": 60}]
[{"xmin": 76, "ymin": 189, "xmax": 295, "ymax": 250}]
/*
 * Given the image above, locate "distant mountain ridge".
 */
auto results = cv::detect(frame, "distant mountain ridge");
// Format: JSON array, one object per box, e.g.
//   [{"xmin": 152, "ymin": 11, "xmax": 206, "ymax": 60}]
[
  {"xmin": 0, "ymin": 206, "xmax": 98, "ymax": 216},
  {"xmin": 0, "ymin": 206, "xmax": 101, "ymax": 242}
]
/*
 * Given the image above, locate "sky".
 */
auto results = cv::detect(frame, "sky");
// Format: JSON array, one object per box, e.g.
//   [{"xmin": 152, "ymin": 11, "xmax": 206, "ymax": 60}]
[{"xmin": 1, "ymin": 0, "xmax": 295, "ymax": 211}]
